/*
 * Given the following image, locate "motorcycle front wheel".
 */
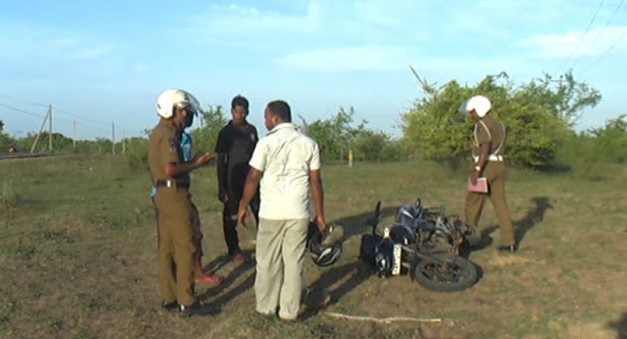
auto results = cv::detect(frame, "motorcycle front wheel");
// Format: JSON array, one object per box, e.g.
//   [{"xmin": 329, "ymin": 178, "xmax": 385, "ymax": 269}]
[{"xmin": 412, "ymin": 253, "xmax": 477, "ymax": 292}]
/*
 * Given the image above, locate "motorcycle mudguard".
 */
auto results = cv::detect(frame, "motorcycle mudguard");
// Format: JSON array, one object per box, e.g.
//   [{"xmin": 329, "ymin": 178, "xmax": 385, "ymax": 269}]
[{"xmin": 359, "ymin": 233, "xmax": 381, "ymax": 265}]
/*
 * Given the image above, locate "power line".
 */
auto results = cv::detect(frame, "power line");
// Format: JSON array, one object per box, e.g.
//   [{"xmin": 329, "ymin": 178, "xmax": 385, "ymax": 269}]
[
  {"xmin": 0, "ymin": 91, "xmax": 133, "ymax": 133},
  {"xmin": 0, "ymin": 102, "xmax": 47, "ymax": 118},
  {"xmin": 553, "ymin": 0, "xmax": 606, "ymax": 76},
  {"xmin": 0, "ymin": 93, "xmax": 49, "ymax": 109},
  {"xmin": 577, "ymin": 29, "xmax": 627, "ymax": 76},
  {"xmin": 570, "ymin": 0, "xmax": 626, "ymax": 72}
]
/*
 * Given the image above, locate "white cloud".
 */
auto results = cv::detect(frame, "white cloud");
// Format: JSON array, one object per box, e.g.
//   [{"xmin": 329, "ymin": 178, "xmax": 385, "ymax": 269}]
[
  {"xmin": 519, "ymin": 26, "xmax": 627, "ymax": 58},
  {"xmin": 0, "ymin": 24, "xmax": 113, "ymax": 62},
  {"xmin": 73, "ymin": 44, "xmax": 113, "ymax": 61},
  {"xmin": 278, "ymin": 45, "xmax": 412, "ymax": 72},
  {"xmin": 134, "ymin": 63, "xmax": 150, "ymax": 74}
]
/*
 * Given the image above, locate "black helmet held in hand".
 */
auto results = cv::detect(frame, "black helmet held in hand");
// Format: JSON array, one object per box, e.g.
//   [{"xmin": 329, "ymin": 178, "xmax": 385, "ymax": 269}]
[{"xmin": 307, "ymin": 222, "xmax": 343, "ymax": 267}]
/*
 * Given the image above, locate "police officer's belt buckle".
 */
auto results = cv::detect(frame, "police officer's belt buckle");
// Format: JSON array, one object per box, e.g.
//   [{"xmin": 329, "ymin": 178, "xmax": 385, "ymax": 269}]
[
  {"xmin": 473, "ymin": 155, "xmax": 504, "ymax": 162},
  {"xmin": 156, "ymin": 179, "xmax": 189, "ymax": 189}
]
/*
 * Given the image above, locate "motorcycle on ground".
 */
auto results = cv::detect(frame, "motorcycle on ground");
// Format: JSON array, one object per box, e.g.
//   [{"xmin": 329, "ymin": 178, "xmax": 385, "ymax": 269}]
[{"xmin": 359, "ymin": 200, "xmax": 479, "ymax": 292}]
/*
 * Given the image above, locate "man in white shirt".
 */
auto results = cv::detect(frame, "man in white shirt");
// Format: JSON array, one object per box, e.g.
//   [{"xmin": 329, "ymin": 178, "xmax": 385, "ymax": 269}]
[{"xmin": 237, "ymin": 100, "xmax": 327, "ymax": 322}]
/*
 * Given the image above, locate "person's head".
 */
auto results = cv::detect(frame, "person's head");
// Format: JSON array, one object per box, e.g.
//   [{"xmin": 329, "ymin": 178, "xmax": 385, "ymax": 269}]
[
  {"xmin": 264, "ymin": 100, "xmax": 292, "ymax": 131},
  {"xmin": 460, "ymin": 95, "xmax": 491, "ymax": 122},
  {"xmin": 230, "ymin": 95, "xmax": 249, "ymax": 126},
  {"xmin": 156, "ymin": 89, "xmax": 200, "ymax": 130}
]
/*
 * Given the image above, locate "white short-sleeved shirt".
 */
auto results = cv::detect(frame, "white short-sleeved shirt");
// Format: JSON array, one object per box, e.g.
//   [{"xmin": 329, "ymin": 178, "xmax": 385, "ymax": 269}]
[{"xmin": 248, "ymin": 123, "xmax": 321, "ymax": 220}]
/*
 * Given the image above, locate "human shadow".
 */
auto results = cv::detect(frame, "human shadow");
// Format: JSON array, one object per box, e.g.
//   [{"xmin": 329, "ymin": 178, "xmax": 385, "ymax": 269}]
[
  {"xmin": 464, "ymin": 196, "xmax": 552, "ymax": 252},
  {"xmin": 197, "ymin": 249, "xmax": 256, "ymax": 311},
  {"xmin": 331, "ymin": 204, "xmax": 403, "ymax": 242},
  {"xmin": 300, "ymin": 260, "xmax": 375, "ymax": 320},
  {"xmin": 514, "ymin": 196, "xmax": 552, "ymax": 246},
  {"xmin": 607, "ymin": 312, "xmax": 627, "ymax": 339}
]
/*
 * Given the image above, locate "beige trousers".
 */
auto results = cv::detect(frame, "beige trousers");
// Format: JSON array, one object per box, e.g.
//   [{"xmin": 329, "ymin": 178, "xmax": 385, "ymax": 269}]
[{"xmin": 254, "ymin": 217, "xmax": 309, "ymax": 320}]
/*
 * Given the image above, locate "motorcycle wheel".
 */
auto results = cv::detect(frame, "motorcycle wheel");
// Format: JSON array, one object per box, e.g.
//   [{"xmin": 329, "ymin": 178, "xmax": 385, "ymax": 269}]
[{"xmin": 412, "ymin": 253, "xmax": 477, "ymax": 292}]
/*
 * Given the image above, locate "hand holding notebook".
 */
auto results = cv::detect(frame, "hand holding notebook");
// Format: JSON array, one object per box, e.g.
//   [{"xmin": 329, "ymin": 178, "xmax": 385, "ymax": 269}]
[{"xmin": 468, "ymin": 177, "xmax": 488, "ymax": 193}]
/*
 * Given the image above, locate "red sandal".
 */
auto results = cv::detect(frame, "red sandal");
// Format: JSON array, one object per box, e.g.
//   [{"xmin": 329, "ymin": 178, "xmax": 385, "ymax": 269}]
[{"xmin": 195, "ymin": 274, "xmax": 224, "ymax": 285}]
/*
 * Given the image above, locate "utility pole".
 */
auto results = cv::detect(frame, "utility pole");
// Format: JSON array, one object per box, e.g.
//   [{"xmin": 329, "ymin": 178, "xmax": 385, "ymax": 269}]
[
  {"xmin": 73, "ymin": 120, "xmax": 77, "ymax": 151},
  {"xmin": 112, "ymin": 122, "xmax": 116, "ymax": 155},
  {"xmin": 122, "ymin": 130, "xmax": 126, "ymax": 155},
  {"xmin": 48, "ymin": 104, "xmax": 53, "ymax": 152},
  {"xmin": 30, "ymin": 106, "xmax": 51, "ymax": 153}
]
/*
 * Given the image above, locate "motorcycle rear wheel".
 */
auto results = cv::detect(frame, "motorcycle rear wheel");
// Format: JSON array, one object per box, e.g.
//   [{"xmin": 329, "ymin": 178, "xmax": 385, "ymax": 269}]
[{"xmin": 413, "ymin": 253, "xmax": 477, "ymax": 292}]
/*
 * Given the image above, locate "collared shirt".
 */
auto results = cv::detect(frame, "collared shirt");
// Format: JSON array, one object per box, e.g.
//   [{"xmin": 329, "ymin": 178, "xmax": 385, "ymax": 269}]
[
  {"xmin": 471, "ymin": 115, "xmax": 507, "ymax": 158},
  {"xmin": 249, "ymin": 122, "xmax": 321, "ymax": 220},
  {"xmin": 148, "ymin": 119, "xmax": 189, "ymax": 183},
  {"xmin": 150, "ymin": 130, "xmax": 192, "ymax": 198}
]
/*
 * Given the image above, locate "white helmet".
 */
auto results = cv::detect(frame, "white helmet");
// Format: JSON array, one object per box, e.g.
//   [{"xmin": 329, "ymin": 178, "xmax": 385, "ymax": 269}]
[
  {"xmin": 155, "ymin": 89, "xmax": 201, "ymax": 119},
  {"xmin": 460, "ymin": 95, "xmax": 491, "ymax": 118}
]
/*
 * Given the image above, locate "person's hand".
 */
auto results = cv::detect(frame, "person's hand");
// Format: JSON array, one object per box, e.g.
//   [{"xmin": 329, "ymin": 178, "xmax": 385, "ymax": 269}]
[
  {"xmin": 218, "ymin": 191, "xmax": 229, "ymax": 203},
  {"xmin": 193, "ymin": 152, "xmax": 215, "ymax": 167},
  {"xmin": 237, "ymin": 203, "xmax": 249, "ymax": 228},
  {"xmin": 315, "ymin": 215, "xmax": 327, "ymax": 233},
  {"xmin": 470, "ymin": 168, "xmax": 480, "ymax": 185}
]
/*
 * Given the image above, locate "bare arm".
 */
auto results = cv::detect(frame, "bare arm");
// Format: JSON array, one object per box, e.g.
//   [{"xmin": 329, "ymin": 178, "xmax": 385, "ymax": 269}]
[
  {"xmin": 471, "ymin": 144, "xmax": 490, "ymax": 184},
  {"xmin": 165, "ymin": 153, "xmax": 215, "ymax": 177},
  {"xmin": 309, "ymin": 169, "xmax": 327, "ymax": 232},
  {"xmin": 237, "ymin": 168, "xmax": 263, "ymax": 227},
  {"xmin": 476, "ymin": 143, "xmax": 490, "ymax": 170},
  {"xmin": 216, "ymin": 153, "xmax": 229, "ymax": 201}
]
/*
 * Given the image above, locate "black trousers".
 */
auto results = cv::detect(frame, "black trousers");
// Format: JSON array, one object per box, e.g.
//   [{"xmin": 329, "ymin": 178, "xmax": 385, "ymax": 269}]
[{"xmin": 222, "ymin": 190, "xmax": 259, "ymax": 255}]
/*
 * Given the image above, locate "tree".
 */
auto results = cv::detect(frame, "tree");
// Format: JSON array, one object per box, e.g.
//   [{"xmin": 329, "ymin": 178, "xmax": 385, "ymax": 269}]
[
  {"xmin": 300, "ymin": 107, "xmax": 368, "ymax": 162},
  {"xmin": 0, "ymin": 120, "xmax": 15, "ymax": 152},
  {"xmin": 522, "ymin": 70, "xmax": 602, "ymax": 128},
  {"xmin": 589, "ymin": 114, "xmax": 627, "ymax": 163},
  {"xmin": 190, "ymin": 105, "xmax": 228, "ymax": 154},
  {"xmin": 401, "ymin": 71, "xmax": 596, "ymax": 169}
]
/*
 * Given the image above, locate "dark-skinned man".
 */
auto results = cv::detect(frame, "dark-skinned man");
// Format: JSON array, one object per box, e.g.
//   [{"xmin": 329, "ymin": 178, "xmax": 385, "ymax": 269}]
[
  {"xmin": 460, "ymin": 95, "xmax": 516, "ymax": 253},
  {"xmin": 148, "ymin": 89, "xmax": 219, "ymax": 317}
]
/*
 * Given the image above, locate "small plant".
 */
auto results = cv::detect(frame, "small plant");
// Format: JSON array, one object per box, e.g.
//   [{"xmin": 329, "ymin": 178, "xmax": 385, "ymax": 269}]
[{"xmin": 0, "ymin": 179, "xmax": 21, "ymax": 217}]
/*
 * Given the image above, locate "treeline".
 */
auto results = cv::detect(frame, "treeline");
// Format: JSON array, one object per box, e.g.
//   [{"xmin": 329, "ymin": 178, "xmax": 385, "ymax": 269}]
[
  {"xmin": 401, "ymin": 70, "xmax": 625, "ymax": 170},
  {"xmin": 1, "ymin": 70, "xmax": 625, "ymax": 172}
]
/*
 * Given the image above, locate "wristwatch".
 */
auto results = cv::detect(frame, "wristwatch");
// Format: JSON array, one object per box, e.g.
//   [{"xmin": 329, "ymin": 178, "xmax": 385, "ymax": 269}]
[{"xmin": 474, "ymin": 165, "xmax": 482, "ymax": 172}]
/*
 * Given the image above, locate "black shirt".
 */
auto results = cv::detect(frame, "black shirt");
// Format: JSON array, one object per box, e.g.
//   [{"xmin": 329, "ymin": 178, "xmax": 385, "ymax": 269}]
[{"xmin": 215, "ymin": 121, "xmax": 258, "ymax": 192}]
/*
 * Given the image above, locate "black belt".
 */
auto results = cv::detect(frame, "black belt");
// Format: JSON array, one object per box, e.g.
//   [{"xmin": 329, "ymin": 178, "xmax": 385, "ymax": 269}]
[{"xmin": 155, "ymin": 179, "xmax": 190, "ymax": 189}]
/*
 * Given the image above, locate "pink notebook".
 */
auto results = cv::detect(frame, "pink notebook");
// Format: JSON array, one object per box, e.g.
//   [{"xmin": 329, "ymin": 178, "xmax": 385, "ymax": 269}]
[{"xmin": 468, "ymin": 177, "xmax": 488, "ymax": 193}]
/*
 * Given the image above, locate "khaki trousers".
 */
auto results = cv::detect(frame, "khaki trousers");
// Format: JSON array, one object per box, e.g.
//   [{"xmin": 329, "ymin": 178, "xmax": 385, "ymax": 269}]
[
  {"xmin": 154, "ymin": 188, "xmax": 197, "ymax": 306},
  {"xmin": 255, "ymin": 217, "xmax": 309, "ymax": 320},
  {"xmin": 465, "ymin": 161, "xmax": 515, "ymax": 246}
]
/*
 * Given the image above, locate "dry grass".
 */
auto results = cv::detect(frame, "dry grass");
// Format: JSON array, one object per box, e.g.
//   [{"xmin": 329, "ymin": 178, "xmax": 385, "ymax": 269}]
[{"xmin": 1, "ymin": 155, "xmax": 626, "ymax": 338}]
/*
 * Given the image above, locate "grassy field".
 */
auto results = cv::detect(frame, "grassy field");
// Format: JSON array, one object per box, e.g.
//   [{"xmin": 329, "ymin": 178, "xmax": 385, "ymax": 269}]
[{"xmin": 1, "ymin": 155, "xmax": 626, "ymax": 339}]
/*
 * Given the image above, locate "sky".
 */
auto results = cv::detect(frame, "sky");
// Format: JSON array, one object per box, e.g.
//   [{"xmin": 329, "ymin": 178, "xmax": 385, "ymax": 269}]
[{"xmin": 1, "ymin": 0, "xmax": 626, "ymax": 141}]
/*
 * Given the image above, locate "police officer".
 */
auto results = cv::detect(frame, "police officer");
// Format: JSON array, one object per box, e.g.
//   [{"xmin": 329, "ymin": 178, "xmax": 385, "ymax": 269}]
[
  {"xmin": 460, "ymin": 95, "xmax": 516, "ymax": 253},
  {"xmin": 215, "ymin": 95, "xmax": 259, "ymax": 263},
  {"xmin": 148, "ymin": 89, "xmax": 216, "ymax": 316},
  {"xmin": 150, "ymin": 109, "xmax": 223, "ymax": 285}
]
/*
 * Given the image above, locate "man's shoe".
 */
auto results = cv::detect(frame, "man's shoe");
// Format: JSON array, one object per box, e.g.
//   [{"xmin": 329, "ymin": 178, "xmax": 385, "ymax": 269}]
[
  {"xmin": 161, "ymin": 301, "xmax": 178, "ymax": 314},
  {"xmin": 179, "ymin": 301, "xmax": 214, "ymax": 317},
  {"xmin": 497, "ymin": 244, "xmax": 517, "ymax": 253}
]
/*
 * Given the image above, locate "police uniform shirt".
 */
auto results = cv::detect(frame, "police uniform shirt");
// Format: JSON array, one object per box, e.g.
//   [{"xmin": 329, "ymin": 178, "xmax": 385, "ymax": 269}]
[
  {"xmin": 215, "ymin": 121, "xmax": 258, "ymax": 189},
  {"xmin": 148, "ymin": 119, "xmax": 189, "ymax": 183},
  {"xmin": 472, "ymin": 115, "xmax": 506, "ymax": 158}
]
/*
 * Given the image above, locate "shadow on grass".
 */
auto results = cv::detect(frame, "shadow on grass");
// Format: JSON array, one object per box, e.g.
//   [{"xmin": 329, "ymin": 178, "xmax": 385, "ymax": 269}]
[
  {"xmin": 331, "ymin": 204, "xmax": 403, "ymax": 241},
  {"xmin": 607, "ymin": 312, "xmax": 627, "ymax": 339},
  {"xmin": 301, "ymin": 260, "xmax": 374, "ymax": 320},
  {"xmin": 514, "ymin": 196, "xmax": 552, "ymax": 246},
  {"xmin": 466, "ymin": 196, "xmax": 552, "ymax": 251},
  {"xmin": 198, "ymin": 249, "xmax": 256, "ymax": 312}
]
